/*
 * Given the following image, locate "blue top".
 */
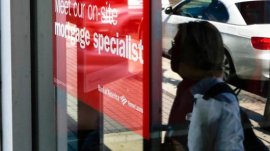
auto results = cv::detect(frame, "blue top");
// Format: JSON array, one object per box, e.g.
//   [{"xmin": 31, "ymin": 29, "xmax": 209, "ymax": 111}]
[{"xmin": 188, "ymin": 77, "xmax": 244, "ymax": 151}]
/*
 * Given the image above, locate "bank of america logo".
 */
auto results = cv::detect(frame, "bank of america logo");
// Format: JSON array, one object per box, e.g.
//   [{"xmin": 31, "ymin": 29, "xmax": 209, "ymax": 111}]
[{"xmin": 120, "ymin": 96, "xmax": 128, "ymax": 105}]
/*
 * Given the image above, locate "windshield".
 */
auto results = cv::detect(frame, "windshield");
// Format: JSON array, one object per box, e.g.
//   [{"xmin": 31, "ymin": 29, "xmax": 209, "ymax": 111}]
[{"xmin": 236, "ymin": 1, "xmax": 270, "ymax": 25}]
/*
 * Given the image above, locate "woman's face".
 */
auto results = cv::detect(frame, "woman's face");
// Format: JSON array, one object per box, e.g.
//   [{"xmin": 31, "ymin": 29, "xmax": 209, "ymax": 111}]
[{"xmin": 170, "ymin": 37, "xmax": 202, "ymax": 79}]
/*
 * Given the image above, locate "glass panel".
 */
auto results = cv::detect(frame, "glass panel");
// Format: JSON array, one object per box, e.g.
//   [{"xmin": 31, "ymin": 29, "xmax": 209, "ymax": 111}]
[
  {"xmin": 236, "ymin": 1, "xmax": 270, "ymax": 25},
  {"xmin": 174, "ymin": 0, "xmax": 211, "ymax": 17},
  {"xmin": 172, "ymin": 0, "xmax": 229, "ymax": 22},
  {"xmin": 162, "ymin": 0, "xmax": 270, "ymax": 150},
  {"xmin": 53, "ymin": 0, "xmax": 150, "ymax": 150}
]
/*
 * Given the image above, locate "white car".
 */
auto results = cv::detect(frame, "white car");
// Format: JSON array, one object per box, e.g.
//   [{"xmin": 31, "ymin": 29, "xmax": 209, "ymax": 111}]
[{"xmin": 162, "ymin": 0, "xmax": 270, "ymax": 81}]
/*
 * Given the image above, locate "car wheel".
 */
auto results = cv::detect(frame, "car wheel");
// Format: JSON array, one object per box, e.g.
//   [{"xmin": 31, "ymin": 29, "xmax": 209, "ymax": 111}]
[{"xmin": 223, "ymin": 51, "xmax": 236, "ymax": 82}]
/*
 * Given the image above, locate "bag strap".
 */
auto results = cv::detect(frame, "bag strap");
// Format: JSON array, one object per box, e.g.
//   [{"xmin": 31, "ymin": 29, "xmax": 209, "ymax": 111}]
[
  {"xmin": 203, "ymin": 82, "xmax": 235, "ymax": 100},
  {"xmin": 201, "ymin": 82, "xmax": 269, "ymax": 150}
]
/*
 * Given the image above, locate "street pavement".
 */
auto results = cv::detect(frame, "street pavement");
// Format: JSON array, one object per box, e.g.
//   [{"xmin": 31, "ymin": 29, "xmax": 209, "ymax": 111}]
[
  {"xmin": 103, "ymin": 57, "xmax": 270, "ymax": 150},
  {"xmin": 68, "ymin": 57, "xmax": 270, "ymax": 150},
  {"xmin": 161, "ymin": 57, "xmax": 270, "ymax": 147}
]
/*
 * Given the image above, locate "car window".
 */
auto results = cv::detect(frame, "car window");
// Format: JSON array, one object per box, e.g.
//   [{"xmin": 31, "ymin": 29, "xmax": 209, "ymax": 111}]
[
  {"xmin": 174, "ymin": 0, "xmax": 229, "ymax": 23},
  {"xmin": 174, "ymin": 0, "xmax": 211, "ymax": 18},
  {"xmin": 202, "ymin": 1, "xmax": 229, "ymax": 22},
  {"xmin": 236, "ymin": 1, "xmax": 270, "ymax": 25}
]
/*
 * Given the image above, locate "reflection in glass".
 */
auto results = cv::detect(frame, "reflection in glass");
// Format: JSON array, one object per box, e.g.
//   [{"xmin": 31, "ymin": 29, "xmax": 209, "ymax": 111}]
[{"xmin": 54, "ymin": 0, "xmax": 147, "ymax": 150}]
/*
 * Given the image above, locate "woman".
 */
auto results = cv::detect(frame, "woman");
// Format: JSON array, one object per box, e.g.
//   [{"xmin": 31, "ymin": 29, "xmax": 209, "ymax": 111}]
[{"xmin": 168, "ymin": 21, "xmax": 244, "ymax": 151}]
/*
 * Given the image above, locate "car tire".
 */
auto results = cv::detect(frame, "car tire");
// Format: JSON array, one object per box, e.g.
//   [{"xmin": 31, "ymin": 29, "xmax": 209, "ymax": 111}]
[{"xmin": 223, "ymin": 50, "xmax": 237, "ymax": 82}]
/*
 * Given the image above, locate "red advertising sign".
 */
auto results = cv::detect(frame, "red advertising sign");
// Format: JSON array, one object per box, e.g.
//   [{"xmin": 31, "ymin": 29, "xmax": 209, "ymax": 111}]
[{"xmin": 53, "ymin": 0, "xmax": 149, "ymax": 138}]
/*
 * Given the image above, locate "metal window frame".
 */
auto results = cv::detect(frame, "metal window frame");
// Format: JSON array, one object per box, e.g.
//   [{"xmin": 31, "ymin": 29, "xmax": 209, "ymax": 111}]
[
  {"xmin": 1, "ymin": 0, "xmax": 56, "ymax": 151},
  {"xmin": 1, "ymin": 0, "xmax": 32, "ymax": 150}
]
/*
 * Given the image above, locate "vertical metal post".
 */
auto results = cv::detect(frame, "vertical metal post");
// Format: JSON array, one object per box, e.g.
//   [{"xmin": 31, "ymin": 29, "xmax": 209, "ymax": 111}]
[
  {"xmin": 32, "ymin": 0, "xmax": 56, "ymax": 150},
  {"xmin": 149, "ymin": 0, "xmax": 162, "ymax": 150},
  {"xmin": 1, "ymin": 0, "xmax": 32, "ymax": 150},
  {"xmin": 263, "ymin": 62, "xmax": 270, "ymax": 122}
]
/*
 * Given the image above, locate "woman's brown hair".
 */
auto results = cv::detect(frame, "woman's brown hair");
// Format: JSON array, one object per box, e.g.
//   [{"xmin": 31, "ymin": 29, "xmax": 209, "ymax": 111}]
[{"xmin": 170, "ymin": 21, "xmax": 224, "ymax": 74}]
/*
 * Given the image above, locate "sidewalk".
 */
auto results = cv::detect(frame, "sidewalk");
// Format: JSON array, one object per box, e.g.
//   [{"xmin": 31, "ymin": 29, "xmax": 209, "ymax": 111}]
[
  {"xmin": 68, "ymin": 57, "xmax": 270, "ymax": 150},
  {"xmin": 104, "ymin": 57, "xmax": 270, "ymax": 150},
  {"xmin": 161, "ymin": 57, "xmax": 270, "ymax": 147}
]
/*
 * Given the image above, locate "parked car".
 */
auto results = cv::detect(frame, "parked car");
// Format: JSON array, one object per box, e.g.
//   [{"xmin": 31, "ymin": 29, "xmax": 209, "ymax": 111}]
[{"xmin": 162, "ymin": 0, "xmax": 270, "ymax": 81}]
